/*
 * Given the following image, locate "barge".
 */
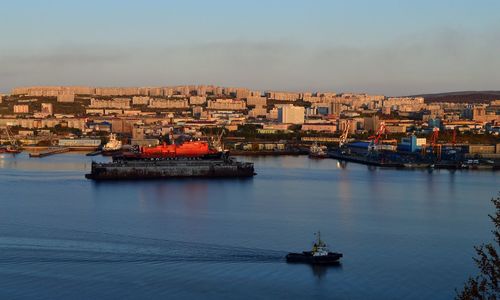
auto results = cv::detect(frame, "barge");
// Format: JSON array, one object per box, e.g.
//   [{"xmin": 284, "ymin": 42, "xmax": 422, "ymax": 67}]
[{"xmin": 85, "ymin": 157, "xmax": 255, "ymax": 180}]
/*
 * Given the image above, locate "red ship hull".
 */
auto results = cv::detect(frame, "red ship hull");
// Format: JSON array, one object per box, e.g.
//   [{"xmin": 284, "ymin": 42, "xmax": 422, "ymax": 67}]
[{"xmin": 123, "ymin": 141, "xmax": 221, "ymax": 159}]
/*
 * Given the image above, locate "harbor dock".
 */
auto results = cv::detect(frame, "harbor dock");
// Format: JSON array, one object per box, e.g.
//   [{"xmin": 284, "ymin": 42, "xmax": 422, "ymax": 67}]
[{"xmin": 29, "ymin": 147, "xmax": 70, "ymax": 158}]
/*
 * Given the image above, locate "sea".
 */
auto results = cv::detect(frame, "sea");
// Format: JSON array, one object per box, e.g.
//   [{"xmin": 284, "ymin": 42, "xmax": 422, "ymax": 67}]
[{"xmin": 0, "ymin": 153, "xmax": 498, "ymax": 299}]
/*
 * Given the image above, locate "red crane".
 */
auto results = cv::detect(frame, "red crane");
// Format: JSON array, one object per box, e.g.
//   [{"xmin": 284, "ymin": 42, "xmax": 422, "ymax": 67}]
[
  {"xmin": 368, "ymin": 122, "xmax": 387, "ymax": 151},
  {"xmin": 452, "ymin": 128, "xmax": 456, "ymax": 147},
  {"xmin": 426, "ymin": 127, "xmax": 442, "ymax": 160},
  {"xmin": 430, "ymin": 127, "xmax": 439, "ymax": 147}
]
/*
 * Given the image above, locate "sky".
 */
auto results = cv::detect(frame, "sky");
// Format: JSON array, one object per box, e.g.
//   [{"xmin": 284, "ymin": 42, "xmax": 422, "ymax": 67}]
[{"xmin": 1, "ymin": 0, "xmax": 499, "ymax": 95}]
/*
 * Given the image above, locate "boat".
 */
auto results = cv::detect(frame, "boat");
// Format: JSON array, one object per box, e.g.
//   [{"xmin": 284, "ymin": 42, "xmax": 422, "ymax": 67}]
[
  {"xmin": 5, "ymin": 145, "xmax": 22, "ymax": 154},
  {"xmin": 120, "ymin": 139, "xmax": 224, "ymax": 160},
  {"xmin": 85, "ymin": 155, "xmax": 255, "ymax": 180},
  {"xmin": 286, "ymin": 232, "xmax": 343, "ymax": 265},
  {"xmin": 308, "ymin": 143, "xmax": 328, "ymax": 159},
  {"xmin": 102, "ymin": 133, "xmax": 122, "ymax": 155},
  {"xmin": 2, "ymin": 126, "xmax": 22, "ymax": 154}
]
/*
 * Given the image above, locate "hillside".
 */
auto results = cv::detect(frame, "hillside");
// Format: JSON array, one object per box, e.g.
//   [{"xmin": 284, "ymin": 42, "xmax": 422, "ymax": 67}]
[{"xmin": 412, "ymin": 91, "xmax": 500, "ymax": 103}]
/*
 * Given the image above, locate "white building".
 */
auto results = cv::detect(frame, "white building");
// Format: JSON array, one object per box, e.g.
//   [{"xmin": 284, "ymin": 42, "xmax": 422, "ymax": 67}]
[{"xmin": 278, "ymin": 105, "xmax": 305, "ymax": 124}]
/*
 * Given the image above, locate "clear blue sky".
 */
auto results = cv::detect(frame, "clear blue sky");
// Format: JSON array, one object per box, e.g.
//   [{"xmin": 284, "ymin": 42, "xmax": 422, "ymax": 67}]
[{"xmin": 1, "ymin": 0, "xmax": 499, "ymax": 95}]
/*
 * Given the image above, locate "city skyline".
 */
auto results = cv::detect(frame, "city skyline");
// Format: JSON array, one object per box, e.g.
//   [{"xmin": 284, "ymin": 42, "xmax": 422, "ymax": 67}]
[{"xmin": 1, "ymin": 0, "xmax": 500, "ymax": 95}]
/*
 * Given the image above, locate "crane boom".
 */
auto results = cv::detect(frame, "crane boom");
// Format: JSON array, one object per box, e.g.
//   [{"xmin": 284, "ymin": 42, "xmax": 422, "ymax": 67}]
[
  {"xmin": 339, "ymin": 120, "xmax": 351, "ymax": 148},
  {"xmin": 368, "ymin": 122, "xmax": 387, "ymax": 151}
]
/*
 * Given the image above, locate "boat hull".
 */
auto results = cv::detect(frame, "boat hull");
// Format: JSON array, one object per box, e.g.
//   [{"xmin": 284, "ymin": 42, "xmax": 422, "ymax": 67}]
[
  {"xmin": 286, "ymin": 252, "xmax": 343, "ymax": 265},
  {"xmin": 101, "ymin": 149, "xmax": 122, "ymax": 157},
  {"xmin": 308, "ymin": 154, "xmax": 328, "ymax": 159}
]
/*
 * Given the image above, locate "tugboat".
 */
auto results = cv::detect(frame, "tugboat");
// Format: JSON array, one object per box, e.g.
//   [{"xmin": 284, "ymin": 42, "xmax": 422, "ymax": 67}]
[
  {"xmin": 102, "ymin": 133, "xmax": 122, "ymax": 156},
  {"xmin": 308, "ymin": 143, "xmax": 328, "ymax": 159},
  {"xmin": 286, "ymin": 232, "xmax": 342, "ymax": 265}
]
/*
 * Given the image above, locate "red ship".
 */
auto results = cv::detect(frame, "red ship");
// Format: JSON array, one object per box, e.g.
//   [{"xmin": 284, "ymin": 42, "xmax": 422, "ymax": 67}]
[{"xmin": 121, "ymin": 140, "xmax": 224, "ymax": 160}]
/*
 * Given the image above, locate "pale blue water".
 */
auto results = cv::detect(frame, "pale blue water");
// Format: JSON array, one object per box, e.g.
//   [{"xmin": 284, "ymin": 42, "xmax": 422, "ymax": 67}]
[{"xmin": 0, "ymin": 153, "xmax": 498, "ymax": 299}]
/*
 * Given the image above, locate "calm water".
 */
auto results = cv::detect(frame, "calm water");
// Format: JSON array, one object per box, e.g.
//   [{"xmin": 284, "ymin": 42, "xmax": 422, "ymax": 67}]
[{"xmin": 0, "ymin": 153, "xmax": 498, "ymax": 299}]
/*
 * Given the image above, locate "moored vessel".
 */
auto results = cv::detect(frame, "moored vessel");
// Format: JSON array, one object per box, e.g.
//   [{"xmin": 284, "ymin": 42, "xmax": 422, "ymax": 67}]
[
  {"xmin": 5, "ymin": 145, "xmax": 22, "ymax": 154},
  {"xmin": 308, "ymin": 143, "xmax": 328, "ymax": 159},
  {"xmin": 286, "ymin": 231, "xmax": 342, "ymax": 265},
  {"xmin": 120, "ymin": 139, "xmax": 223, "ymax": 160},
  {"xmin": 102, "ymin": 133, "xmax": 122, "ymax": 155}
]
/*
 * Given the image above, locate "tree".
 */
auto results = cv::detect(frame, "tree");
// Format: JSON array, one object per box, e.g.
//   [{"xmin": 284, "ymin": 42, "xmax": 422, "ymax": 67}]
[{"xmin": 457, "ymin": 194, "xmax": 500, "ymax": 299}]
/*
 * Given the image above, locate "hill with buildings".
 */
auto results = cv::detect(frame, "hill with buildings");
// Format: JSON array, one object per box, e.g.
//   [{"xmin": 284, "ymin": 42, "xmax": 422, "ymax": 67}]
[{"xmin": 413, "ymin": 91, "xmax": 500, "ymax": 104}]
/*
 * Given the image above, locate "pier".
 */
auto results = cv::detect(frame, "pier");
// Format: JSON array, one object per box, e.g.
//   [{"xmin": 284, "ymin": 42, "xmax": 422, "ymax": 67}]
[
  {"xmin": 86, "ymin": 150, "xmax": 102, "ymax": 156},
  {"xmin": 29, "ymin": 147, "xmax": 70, "ymax": 158}
]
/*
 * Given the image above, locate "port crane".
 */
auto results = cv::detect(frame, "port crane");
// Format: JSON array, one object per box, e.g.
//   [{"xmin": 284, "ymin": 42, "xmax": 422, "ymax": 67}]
[
  {"xmin": 1, "ymin": 126, "xmax": 22, "ymax": 153},
  {"xmin": 451, "ymin": 129, "xmax": 457, "ymax": 147},
  {"xmin": 430, "ymin": 127, "xmax": 439, "ymax": 146},
  {"xmin": 368, "ymin": 122, "xmax": 387, "ymax": 151},
  {"xmin": 445, "ymin": 128, "xmax": 460, "ymax": 156},
  {"xmin": 421, "ymin": 127, "xmax": 441, "ymax": 160},
  {"xmin": 211, "ymin": 128, "xmax": 226, "ymax": 152},
  {"xmin": 339, "ymin": 119, "xmax": 351, "ymax": 148}
]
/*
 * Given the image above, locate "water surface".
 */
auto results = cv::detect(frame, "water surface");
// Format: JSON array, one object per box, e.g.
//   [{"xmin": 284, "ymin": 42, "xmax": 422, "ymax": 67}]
[{"xmin": 0, "ymin": 153, "xmax": 498, "ymax": 299}]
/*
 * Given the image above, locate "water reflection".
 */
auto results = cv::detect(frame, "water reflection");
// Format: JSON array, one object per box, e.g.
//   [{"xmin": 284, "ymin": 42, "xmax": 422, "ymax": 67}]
[
  {"xmin": 91, "ymin": 178, "xmax": 255, "ymax": 215},
  {"xmin": 336, "ymin": 160, "xmax": 347, "ymax": 169},
  {"xmin": 311, "ymin": 263, "xmax": 343, "ymax": 279},
  {"xmin": 0, "ymin": 152, "xmax": 95, "ymax": 172}
]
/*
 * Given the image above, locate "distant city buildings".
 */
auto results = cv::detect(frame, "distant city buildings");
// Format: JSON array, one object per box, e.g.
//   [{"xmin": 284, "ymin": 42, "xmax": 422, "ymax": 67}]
[{"xmin": 1, "ymin": 85, "xmax": 499, "ymax": 144}]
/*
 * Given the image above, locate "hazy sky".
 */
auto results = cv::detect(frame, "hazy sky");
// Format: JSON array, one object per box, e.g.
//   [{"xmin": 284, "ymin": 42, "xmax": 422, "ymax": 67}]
[{"xmin": 1, "ymin": 0, "xmax": 499, "ymax": 95}]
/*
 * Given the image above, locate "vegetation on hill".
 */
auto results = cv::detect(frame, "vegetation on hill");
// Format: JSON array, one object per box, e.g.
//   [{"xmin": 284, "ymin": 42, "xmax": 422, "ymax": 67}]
[{"xmin": 456, "ymin": 194, "xmax": 500, "ymax": 299}]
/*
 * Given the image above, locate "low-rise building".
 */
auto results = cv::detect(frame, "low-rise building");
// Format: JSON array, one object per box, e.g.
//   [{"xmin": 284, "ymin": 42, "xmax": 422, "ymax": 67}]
[
  {"xmin": 398, "ymin": 135, "xmax": 427, "ymax": 152},
  {"xmin": 149, "ymin": 98, "xmax": 189, "ymax": 109},
  {"xmin": 58, "ymin": 138, "xmax": 102, "ymax": 147},
  {"xmin": 248, "ymin": 107, "xmax": 267, "ymax": 118},
  {"xmin": 189, "ymin": 96, "xmax": 207, "ymax": 105},
  {"xmin": 207, "ymin": 99, "xmax": 246, "ymax": 110},
  {"xmin": 132, "ymin": 96, "xmax": 150, "ymax": 105},
  {"xmin": 13, "ymin": 104, "xmax": 29, "ymax": 114},
  {"xmin": 246, "ymin": 96, "xmax": 267, "ymax": 107},
  {"xmin": 301, "ymin": 123, "xmax": 337, "ymax": 133},
  {"xmin": 57, "ymin": 94, "xmax": 75, "ymax": 103},
  {"xmin": 90, "ymin": 98, "xmax": 131, "ymax": 109}
]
